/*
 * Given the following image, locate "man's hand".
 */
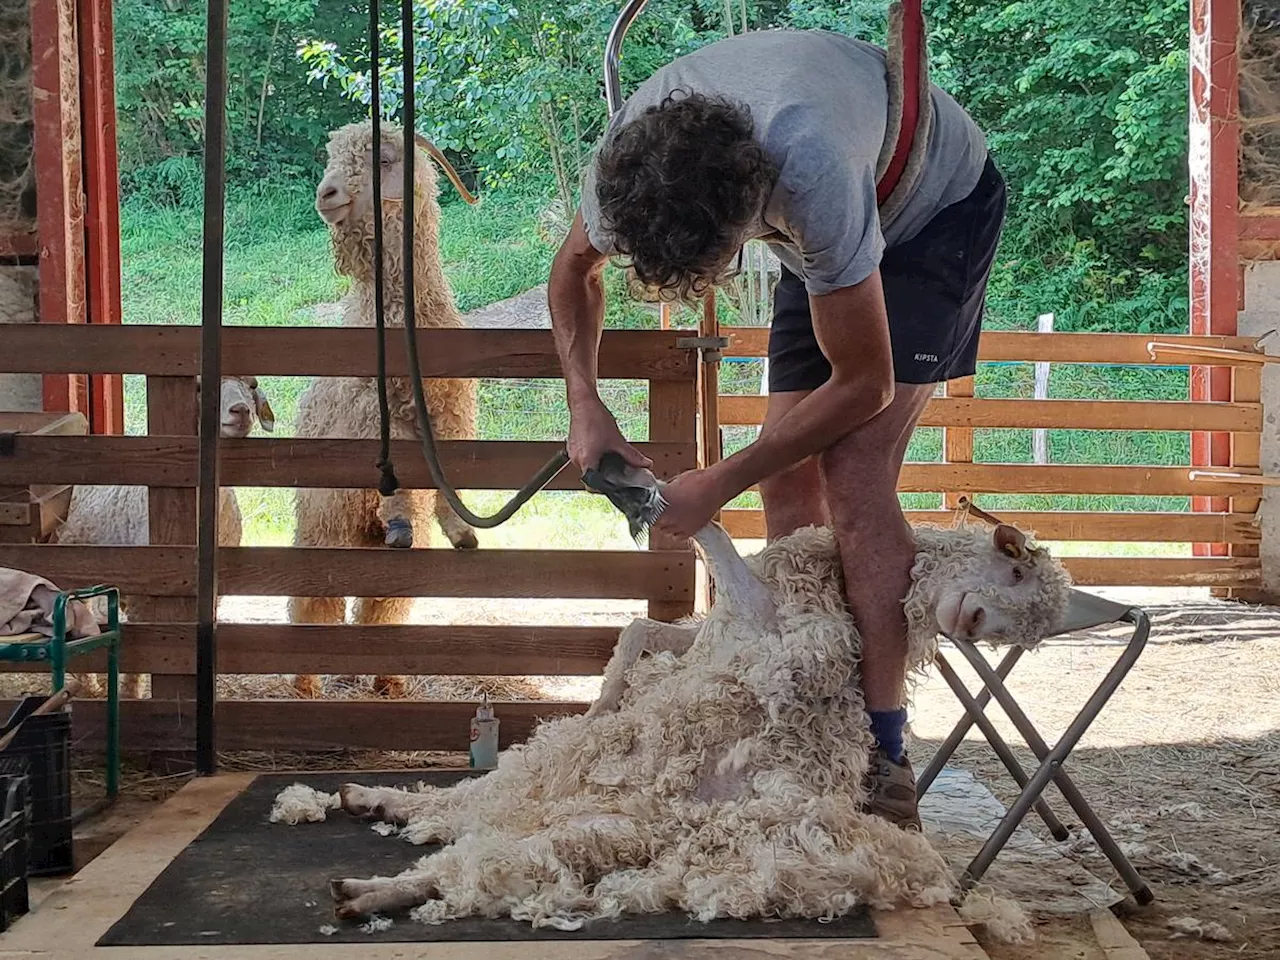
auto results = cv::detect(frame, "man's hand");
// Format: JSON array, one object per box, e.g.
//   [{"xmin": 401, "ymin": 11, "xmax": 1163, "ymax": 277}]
[
  {"xmin": 567, "ymin": 398, "xmax": 652, "ymax": 473},
  {"xmin": 652, "ymin": 468, "xmax": 728, "ymax": 541}
]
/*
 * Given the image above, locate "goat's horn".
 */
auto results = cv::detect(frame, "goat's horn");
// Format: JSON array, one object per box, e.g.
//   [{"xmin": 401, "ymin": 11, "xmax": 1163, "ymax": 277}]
[{"xmin": 412, "ymin": 133, "xmax": 478, "ymax": 205}]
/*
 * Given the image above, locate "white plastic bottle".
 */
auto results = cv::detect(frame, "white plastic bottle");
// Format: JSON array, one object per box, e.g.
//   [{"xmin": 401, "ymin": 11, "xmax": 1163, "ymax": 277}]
[{"xmin": 468, "ymin": 696, "xmax": 499, "ymax": 770}]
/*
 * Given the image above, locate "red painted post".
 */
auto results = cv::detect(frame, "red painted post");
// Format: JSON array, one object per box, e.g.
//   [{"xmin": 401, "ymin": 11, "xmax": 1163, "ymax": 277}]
[
  {"xmin": 1188, "ymin": 0, "xmax": 1239, "ymax": 557},
  {"xmin": 78, "ymin": 0, "xmax": 125, "ymax": 435},
  {"xmin": 30, "ymin": 0, "xmax": 88, "ymax": 418}
]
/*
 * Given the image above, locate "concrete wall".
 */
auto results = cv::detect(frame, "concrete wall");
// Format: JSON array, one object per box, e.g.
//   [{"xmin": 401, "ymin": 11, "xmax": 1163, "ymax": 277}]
[
  {"xmin": 1238, "ymin": 260, "xmax": 1280, "ymax": 602},
  {"xmin": 0, "ymin": 264, "xmax": 39, "ymax": 411}
]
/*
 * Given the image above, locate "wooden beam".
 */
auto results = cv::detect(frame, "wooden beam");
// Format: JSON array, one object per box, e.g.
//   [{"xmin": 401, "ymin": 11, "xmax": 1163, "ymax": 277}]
[
  {"xmin": 0, "ymin": 623, "xmax": 621, "ymax": 676},
  {"xmin": 30, "ymin": 0, "xmax": 88, "ymax": 415},
  {"xmin": 78, "ymin": 0, "xmax": 126, "ymax": 436},
  {"xmin": 942, "ymin": 378, "xmax": 974, "ymax": 510},
  {"xmin": 1, "ymin": 437, "xmax": 695, "ymax": 488},
  {"xmin": 0, "ymin": 699, "xmax": 589, "ymax": 753},
  {"xmin": 719, "ymin": 395, "xmax": 1262, "ymax": 432},
  {"xmin": 145, "ymin": 377, "xmax": 198, "ymax": 699},
  {"xmin": 1226, "ymin": 365, "xmax": 1263, "ymax": 601},
  {"xmin": 0, "ymin": 545, "xmax": 195, "ymax": 595},
  {"xmin": 724, "ymin": 328, "xmax": 1260, "ymax": 364},
  {"xmin": 1239, "ymin": 212, "xmax": 1280, "ymax": 240},
  {"xmin": 0, "ymin": 232, "xmax": 37, "ymax": 257},
  {"xmin": 0, "ymin": 326, "xmax": 698, "ymax": 381},
  {"xmin": 1063, "ymin": 556, "xmax": 1258, "ymax": 587},
  {"xmin": 721, "ymin": 509, "xmax": 1261, "ymax": 543},
  {"xmin": 0, "ymin": 545, "xmax": 694, "ymax": 601},
  {"xmin": 647, "ymin": 379, "xmax": 699, "ymax": 622},
  {"xmin": 904, "ymin": 464, "xmax": 1259, "ymax": 497},
  {"xmin": 1188, "ymin": 0, "xmax": 1241, "ymax": 554}
]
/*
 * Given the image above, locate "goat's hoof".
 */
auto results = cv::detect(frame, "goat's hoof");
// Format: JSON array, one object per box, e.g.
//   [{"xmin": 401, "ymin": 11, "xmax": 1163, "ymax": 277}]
[
  {"xmin": 329, "ymin": 880, "xmax": 363, "ymax": 918},
  {"xmin": 450, "ymin": 529, "xmax": 479, "ymax": 550},
  {"xmin": 337, "ymin": 784, "xmax": 365, "ymax": 815},
  {"xmin": 384, "ymin": 520, "xmax": 413, "ymax": 549}
]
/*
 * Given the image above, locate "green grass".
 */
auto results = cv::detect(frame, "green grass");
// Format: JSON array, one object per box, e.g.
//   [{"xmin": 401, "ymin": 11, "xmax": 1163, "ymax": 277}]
[{"xmin": 117, "ymin": 185, "xmax": 1201, "ymax": 555}]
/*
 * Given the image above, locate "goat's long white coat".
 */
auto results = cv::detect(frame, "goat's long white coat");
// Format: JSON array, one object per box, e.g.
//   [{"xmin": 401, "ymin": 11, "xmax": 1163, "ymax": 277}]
[{"xmin": 293, "ymin": 524, "xmax": 974, "ymax": 928}]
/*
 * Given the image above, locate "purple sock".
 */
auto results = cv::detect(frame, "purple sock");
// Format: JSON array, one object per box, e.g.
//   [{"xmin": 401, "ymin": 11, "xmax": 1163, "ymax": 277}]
[{"xmin": 869, "ymin": 708, "xmax": 908, "ymax": 763}]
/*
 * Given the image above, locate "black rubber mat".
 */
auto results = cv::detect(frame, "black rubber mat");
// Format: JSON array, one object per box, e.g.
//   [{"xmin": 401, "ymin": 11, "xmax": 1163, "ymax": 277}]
[{"xmin": 97, "ymin": 770, "xmax": 878, "ymax": 945}]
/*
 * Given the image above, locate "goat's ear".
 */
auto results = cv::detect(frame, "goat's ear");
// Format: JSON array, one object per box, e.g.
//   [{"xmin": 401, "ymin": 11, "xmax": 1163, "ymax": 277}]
[
  {"xmin": 252, "ymin": 386, "xmax": 276, "ymax": 432},
  {"xmin": 993, "ymin": 523, "xmax": 1028, "ymax": 560}
]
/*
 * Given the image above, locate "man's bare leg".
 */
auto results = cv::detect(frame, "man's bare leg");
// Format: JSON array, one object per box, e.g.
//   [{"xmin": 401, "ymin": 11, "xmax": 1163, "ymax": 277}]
[
  {"xmin": 819, "ymin": 383, "xmax": 933, "ymax": 711},
  {"xmin": 756, "ymin": 391, "xmax": 829, "ymax": 539},
  {"xmin": 819, "ymin": 382, "xmax": 933, "ymax": 828}
]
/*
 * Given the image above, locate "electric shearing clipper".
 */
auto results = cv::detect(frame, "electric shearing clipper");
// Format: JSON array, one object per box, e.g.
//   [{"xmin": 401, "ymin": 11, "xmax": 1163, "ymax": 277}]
[{"xmin": 580, "ymin": 451, "xmax": 669, "ymax": 542}]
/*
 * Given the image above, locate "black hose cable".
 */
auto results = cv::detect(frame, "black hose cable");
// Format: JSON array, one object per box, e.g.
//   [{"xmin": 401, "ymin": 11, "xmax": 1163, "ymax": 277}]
[
  {"xmin": 364, "ymin": 0, "xmax": 570, "ymax": 529},
  {"xmin": 369, "ymin": 0, "xmax": 399, "ymax": 499}
]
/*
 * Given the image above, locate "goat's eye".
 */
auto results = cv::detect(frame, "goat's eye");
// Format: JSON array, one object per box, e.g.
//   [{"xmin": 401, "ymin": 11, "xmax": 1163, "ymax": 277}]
[{"xmin": 1012, "ymin": 567, "xmax": 1024, "ymax": 583}]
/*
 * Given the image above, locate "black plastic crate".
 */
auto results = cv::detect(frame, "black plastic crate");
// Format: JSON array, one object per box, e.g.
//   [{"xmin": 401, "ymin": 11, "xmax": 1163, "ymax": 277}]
[
  {"xmin": 0, "ymin": 697, "xmax": 73, "ymax": 876},
  {"xmin": 0, "ymin": 773, "xmax": 30, "ymax": 932}
]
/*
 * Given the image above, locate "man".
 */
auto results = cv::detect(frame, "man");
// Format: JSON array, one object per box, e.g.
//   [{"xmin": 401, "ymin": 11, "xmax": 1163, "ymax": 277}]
[{"xmin": 549, "ymin": 28, "xmax": 1006, "ymax": 830}]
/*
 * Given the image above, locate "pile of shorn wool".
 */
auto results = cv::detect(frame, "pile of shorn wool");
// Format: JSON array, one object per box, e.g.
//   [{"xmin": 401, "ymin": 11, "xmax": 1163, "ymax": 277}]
[{"xmin": 279, "ymin": 526, "xmax": 970, "ymax": 930}]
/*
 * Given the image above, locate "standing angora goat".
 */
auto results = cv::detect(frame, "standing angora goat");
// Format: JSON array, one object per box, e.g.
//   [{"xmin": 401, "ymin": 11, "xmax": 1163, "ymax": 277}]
[
  {"xmin": 56, "ymin": 376, "xmax": 274, "ymax": 698},
  {"xmin": 284, "ymin": 516, "xmax": 1070, "ymax": 929},
  {"xmin": 288, "ymin": 121, "xmax": 479, "ymax": 701}
]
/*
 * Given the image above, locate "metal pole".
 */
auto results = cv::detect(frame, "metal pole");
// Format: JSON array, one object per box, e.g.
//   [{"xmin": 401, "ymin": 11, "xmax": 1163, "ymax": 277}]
[
  {"xmin": 604, "ymin": 0, "xmax": 648, "ymax": 116},
  {"xmin": 195, "ymin": 0, "xmax": 229, "ymax": 775}
]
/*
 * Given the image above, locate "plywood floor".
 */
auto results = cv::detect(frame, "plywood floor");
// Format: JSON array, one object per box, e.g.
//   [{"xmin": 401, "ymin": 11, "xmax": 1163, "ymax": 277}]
[{"xmin": 0, "ymin": 773, "xmax": 990, "ymax": 960}]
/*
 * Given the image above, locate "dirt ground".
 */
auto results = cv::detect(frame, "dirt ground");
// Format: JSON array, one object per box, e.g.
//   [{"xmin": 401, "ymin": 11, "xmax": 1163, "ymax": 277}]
[{"xmin": 22, "ymin": 586, "xmax": 1280, "ymax": 959}]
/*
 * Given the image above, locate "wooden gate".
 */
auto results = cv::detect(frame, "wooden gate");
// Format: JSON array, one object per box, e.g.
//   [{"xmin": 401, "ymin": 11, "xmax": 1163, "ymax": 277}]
[{"xmin": 0, "ymin": 323, "xmax": 698, "ymax": 752}]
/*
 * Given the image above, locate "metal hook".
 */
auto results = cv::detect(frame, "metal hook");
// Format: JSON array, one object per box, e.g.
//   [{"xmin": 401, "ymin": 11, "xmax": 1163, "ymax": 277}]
[{"xmin": 604, "ymin": 0, "xmax": 649, "ymax": 117}]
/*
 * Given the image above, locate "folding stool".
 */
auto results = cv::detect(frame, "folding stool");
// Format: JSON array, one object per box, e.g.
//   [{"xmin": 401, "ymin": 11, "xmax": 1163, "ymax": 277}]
[{"xmin": 916, "ymin": 502, "xmax": 1154, "ymax": 905}]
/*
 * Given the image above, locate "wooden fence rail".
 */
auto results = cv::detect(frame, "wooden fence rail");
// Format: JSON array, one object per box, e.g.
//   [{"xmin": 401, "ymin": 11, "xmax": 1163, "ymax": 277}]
[
  {"xmin": 0, "ymin": 323, "xmax": 1269, "ymax": 754},
  {"xmin": 715, "ymin": 326, "xmax": 1267, "ymax": 592},
  {"xmin": 0, "ymin": 323, "xmax": 698, "ymax": 754}
]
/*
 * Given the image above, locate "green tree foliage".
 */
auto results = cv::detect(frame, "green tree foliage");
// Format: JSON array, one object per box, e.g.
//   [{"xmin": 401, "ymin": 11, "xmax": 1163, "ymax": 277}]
[
  {"xmin": 114, "ymin": 0, "xmax": 363, "ymax": 198},
  {"xmin": 927, "ymin": 0, "xmax": 1190, "ymax": 330},
  {"xmin": 112, "ymin": 0, "xmax": 1192, "ymax": 332}
]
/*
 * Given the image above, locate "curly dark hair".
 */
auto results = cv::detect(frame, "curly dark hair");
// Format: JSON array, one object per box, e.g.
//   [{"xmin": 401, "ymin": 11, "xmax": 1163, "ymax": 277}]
[{"xmin": 594, "ymin": 90, "xmax": 778, "ymax": 301}]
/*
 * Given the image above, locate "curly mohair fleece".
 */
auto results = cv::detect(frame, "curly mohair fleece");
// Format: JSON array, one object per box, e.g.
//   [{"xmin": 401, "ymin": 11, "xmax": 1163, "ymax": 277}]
[
  {"xmin": 292, "ymin": 524, "xmax": 1074, "ymax": 930},
  {"xmin": 291, "ymin": 120, "xmax": 477, "ymax": 554},
  {"xmin": 289, "ymin": 121, "xmax": 479, "ymax": 695}
]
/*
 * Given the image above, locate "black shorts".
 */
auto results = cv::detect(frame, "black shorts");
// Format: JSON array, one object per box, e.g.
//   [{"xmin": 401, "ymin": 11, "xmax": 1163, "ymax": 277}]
[{"xmin": 768, "ymin": 155, "xmax": 1007, "ymax": 390}]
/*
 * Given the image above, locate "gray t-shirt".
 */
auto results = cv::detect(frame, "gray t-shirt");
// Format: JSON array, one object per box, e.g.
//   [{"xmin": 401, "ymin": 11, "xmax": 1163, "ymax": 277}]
[{"xmin": 578, "ymin": 29, "xmax": 988, "ymax": 296}]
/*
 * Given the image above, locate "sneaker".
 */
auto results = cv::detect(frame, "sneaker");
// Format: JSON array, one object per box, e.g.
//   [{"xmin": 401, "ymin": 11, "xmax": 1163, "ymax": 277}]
[{"xmin": 863, "ymin": 748, "xmax": 922, "ymax": 831}]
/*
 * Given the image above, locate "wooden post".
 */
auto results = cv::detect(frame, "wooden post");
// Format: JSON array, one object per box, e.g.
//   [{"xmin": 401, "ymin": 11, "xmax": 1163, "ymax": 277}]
[
  {"xmin": 145, "ymin": 377, "xmax": 198, "ymax": 705},
  {"xmin": 29, "ymin": 0, "xmax": 88, "ymax": 417},
  {"xmin": 1223, "ymin": 364, "xmax": 1262, "ymax": 600},
  {"xmin": 942, "ymin": 376, "xmax": 974, "ymax": 510},
  {"xmin": 77, "ymin": 0, "xmax": 125, "ymax": 436},
  {"xmin": 648, "ymin": 378, "xmax": 697, "ymax": 622},
  {"xmin": 1033, "ymin": 313, "xmax": 1053, "ymax": 465},
  {"xmin": 699, "ymin": 292, "xmax": 722, "ymax": 470},
  {"xmin": 1188, "ymin": 0, "xmax": 1240, "ymax": 557}
]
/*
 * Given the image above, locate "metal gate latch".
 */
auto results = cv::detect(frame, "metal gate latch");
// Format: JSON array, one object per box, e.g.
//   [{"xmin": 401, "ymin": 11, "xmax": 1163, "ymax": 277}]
[{"xmin": 676, "ymin": 335, "xmax": 731, "ymax": 362}]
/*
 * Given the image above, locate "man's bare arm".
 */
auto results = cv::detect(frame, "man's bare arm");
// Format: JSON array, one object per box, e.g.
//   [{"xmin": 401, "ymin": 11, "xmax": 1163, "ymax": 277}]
[
  {"xmin": 549, "ymin": 212, "xmax": 650, "ymax": 470},
  {"xmin": 549, "ymin": 212, "xmax": 609, "ymax": 405},
  {"xmin": 703, "ymin": 269, "xmax": 896, "ymax": 501}
]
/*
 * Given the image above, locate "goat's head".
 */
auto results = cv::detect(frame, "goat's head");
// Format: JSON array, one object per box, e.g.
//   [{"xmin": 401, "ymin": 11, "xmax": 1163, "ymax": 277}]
[
  {"xmin": 214, "ymin": 376, "xmax": 275, "ymax": 439},
  {"xmin": 924, "ymin": 523, "xmax": 1071, "ymax": 648},
  {"xmin": 315, "ymin": 121, "xmax": 475, "ymax": 281}
]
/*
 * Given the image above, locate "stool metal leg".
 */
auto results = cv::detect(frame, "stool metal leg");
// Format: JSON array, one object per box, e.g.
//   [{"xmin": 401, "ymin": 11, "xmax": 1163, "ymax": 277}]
[
  {"xmin": 918, "ymin": 644, "xmax": 1024, "ymax": 795},
  {"xmin": 930, "ymin": 652, "xmax": 1070, "ymax": 840},
  {"xmin": 953, "ymin": 612, "xmax": 1153, "ymax": 904}
]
